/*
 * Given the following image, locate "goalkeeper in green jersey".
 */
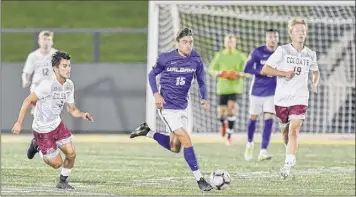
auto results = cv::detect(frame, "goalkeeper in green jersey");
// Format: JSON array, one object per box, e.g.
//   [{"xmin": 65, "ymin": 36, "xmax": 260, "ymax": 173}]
[{"xmin": 208, "ymin": 34, "xmax": 248, "ymax": 145}]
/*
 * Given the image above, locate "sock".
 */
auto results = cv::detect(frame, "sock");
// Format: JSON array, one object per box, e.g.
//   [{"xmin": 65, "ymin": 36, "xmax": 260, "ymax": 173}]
[
  {"xmin": 260, "ymin": 148, "xmax": 267, "ymax": 155},
  {"xmin": 285, "ymin": 154, "xmax": 296, "ymax": 167},
  {"xmin": 184, "ymin": 147, "xmax": 203, "ymax": 181},
  {"xmin": 261, "ymin": 119, "xmax": 273, "ymax": 149},
  {"xmin": 60, "ymin": 168, "xmax": 71, "ymax": 182},
  {"xmin": 227, "ymin": 116, "xmax": 236, "ymax": 137},
  {"xmin": 247, "ymin": 119, "xmax": 257, "ymax": 142},
  {"xmin": 152, "ymin": 132, "xmax": 171, "ymax": 151},
  {"xmin": 39, "ymin": 151, "xmax": 44, "ymax": 159}
]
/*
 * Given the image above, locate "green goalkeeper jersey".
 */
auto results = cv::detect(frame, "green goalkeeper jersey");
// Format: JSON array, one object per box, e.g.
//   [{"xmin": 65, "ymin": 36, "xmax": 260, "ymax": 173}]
[{"xmin": 208, "ymin": 49, "xmax": 248, "ymax": 95}]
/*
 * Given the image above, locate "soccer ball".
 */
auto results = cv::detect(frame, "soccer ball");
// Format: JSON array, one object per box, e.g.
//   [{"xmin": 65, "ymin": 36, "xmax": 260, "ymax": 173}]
[{"xmin": 209, "ymin": 169, "xmax": 231, "ymax": 190}]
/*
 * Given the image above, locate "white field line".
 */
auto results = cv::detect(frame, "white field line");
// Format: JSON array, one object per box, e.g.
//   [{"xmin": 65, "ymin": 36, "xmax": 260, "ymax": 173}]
[{"xmin": 2, "ymin": 166, "xmax": 354, "ymax": 190}]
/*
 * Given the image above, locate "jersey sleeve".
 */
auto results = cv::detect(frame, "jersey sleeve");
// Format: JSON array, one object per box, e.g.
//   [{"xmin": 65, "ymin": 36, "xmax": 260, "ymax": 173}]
[
  {"xmin": 208, "ymin": 52, "xmax": 221, "ymax": 77},
  {"xmin": 33, "ymin": 80, "xmax": 51, "ymax": 99},
  {"xmin": 236, "ymin": 51, "xmax": 248, "ymax": 72},
  {"xmin": 310, "ymin": 51, "xmax": 319, "ymax": 71},
  {"xmin": 244, "ymin": 49, "xmax": 261, "ymax": 75},
  {"xmin": 67, "ymin": 82, "xmax": 75, "ymax": 104},
  {"xmin": 23, "ymin": 53, "xmax": 35, "ymax": 74},
  {"xmin": 265, "ymin": 46, "xmax": 284, "ymax": 69},
  {"xmin": 148, "ymin": 55, "xmax": 165, "ymax": 94},
  {"xmin": 196, "ymin": 58, "xmax": 207, "ymax": 100}
]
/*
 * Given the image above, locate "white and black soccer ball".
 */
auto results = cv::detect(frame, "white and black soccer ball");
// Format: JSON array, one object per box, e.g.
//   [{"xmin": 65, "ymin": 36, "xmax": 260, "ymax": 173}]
[{"xmin": 209, "ymin": 169, "xmax": 231, "ymax": 190}]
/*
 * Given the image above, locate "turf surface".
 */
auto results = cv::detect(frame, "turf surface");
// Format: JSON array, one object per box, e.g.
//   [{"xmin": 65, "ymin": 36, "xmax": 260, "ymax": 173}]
[{"xmin": 1, "ymin": 134, "xmax": 355, "ymax": 196}]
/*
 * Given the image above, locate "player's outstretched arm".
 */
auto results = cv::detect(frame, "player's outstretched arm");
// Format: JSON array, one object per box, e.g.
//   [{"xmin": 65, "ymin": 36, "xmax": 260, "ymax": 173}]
[
  {"xmin": 66, "ymin": 103, "xmax": 94, "ymax": 122},
  {"xmin": 11, "ymin": 93, "xmax": 39, "ymax": 135},
  {"xmin": 260, "ymin": 64, "xmax": 294, "ymax": 79}
]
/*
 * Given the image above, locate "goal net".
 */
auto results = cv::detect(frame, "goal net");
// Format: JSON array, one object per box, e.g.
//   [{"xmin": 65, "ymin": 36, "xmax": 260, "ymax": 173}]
[{"xmin": 146, "ymin": 1, "xmax": 355, "ymax": 134}]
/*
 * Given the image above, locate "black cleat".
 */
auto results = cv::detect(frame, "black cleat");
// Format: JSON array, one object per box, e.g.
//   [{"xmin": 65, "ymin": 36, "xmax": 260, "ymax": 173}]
[
  {"xmin": 197, "ymin": 177, "xmax": 213, "ymax": 191},
  {"xmin": 129, "ymin": 122, "xmax": 151, "ymax": 139},
  {"xmin": 56, "ymin": 180, "xmax": 74, "ymax": 190},
  {"xmin": 27, "ymin": 138, "xmax": 39, "ymax": 159}
]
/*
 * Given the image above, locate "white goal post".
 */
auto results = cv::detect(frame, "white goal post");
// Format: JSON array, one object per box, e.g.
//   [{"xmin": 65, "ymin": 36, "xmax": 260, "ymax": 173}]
[{"xmin": 146, "ymin": 1, "xmax": 355, "ymax": 134}]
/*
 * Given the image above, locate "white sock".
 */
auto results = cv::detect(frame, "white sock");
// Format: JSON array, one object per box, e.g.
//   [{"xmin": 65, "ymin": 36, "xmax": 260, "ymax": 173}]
[
  {"xmin": 260, "ymin": 149, "xmax": 267, "ymax": 154},
  {"xmin": 227, "ymin": 129, "xmax": 234, "ymax": 134},
  {"xmin": 247, "ymin": 142, "xmax": 254, "ymax": 148},
  {"xmin": 61, "ymin": 168, "xmax": 72, "ymax": 177},
  {"xmin": 146, "ymin": 130, "xmax": 156, "ymax": 138},
  {"xmin": 285, "ymin": 154, "xmax": 296, "ymax": 167},
  {"xmin": 192, "ymin": 170, "xmax": 203, "ymax": 181}
]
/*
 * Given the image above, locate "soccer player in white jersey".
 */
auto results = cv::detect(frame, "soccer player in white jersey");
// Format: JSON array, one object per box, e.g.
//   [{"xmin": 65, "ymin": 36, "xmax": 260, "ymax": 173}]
[
  {"xmin": 261, "ymin": 19, "xmax": 320, "ymax": 179},
  {"xmin": 22, "ymin": 31, "xmax": 58, "ymax": 159},
  {"xmin": 12, "ymin": 51, "xmax": 94, "ymax": 189},
  {"xmin": 22, "ymin": 30, "xmax": 57, "ymax": 92}
]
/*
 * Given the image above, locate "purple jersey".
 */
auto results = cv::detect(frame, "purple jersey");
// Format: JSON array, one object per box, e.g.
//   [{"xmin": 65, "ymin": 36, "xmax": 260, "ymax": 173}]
[
  {"xmin": 148, "ymin": 49, "xmax": 207, "ymax": 110},
  {"xmin": 244, "ymin": 45, "xmax": 277, "ymax": 97}
]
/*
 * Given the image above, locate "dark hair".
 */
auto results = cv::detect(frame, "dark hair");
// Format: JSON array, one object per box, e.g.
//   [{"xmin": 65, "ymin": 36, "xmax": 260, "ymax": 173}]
[
  {"xmin": 52, "ymin": 50, "xmax": 71, "ymax": 67},
  {"xmin": 176, "ymin": 28, "xmax": 193, "ymax": 41},
  {"xmin": 266, "ymin": 29, "xmax": 279, "ymax": 33}
]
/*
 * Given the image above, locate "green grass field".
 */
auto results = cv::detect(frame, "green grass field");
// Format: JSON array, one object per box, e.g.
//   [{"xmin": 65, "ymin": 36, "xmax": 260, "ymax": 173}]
[
  {"xmin": 1, "ymin": 134, "xmax": 355, "ymax": 196},
  {"xmin": 1, "ymin": 1, "xmax": 148, "ymax": 62}
]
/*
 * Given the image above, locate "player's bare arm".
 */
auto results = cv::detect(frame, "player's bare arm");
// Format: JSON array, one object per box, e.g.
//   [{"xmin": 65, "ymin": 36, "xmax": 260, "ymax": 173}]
[
  {"xmin": 12, "ymin": 92, "xmax": 39, "ymax": 134},
  {"xmin": 22, "ymin": 72, "xmax": 33, "ymax": 88},
  {"xmin": 261, "ymin": 64, "xmax": 295, "ymax": 79},
  {"xmin": 153, "ymin": 92, "xmax": 164, "ymax": 109},
  {"xmin": 311, "ymin": 69, "xmax": 320, "ymax": 93},
  {"xmin": 66, "ymin": 103, "xmax": 93, "ymax": 122}
]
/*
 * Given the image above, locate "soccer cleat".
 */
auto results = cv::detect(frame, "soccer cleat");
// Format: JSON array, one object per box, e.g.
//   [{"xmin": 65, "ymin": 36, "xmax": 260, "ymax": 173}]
[
  {"xmin": 130, "ymin": 122, "xmax": 151, "ymax": 139},
  {"xmin": 257, "ymin": 151, "xmax": 273, "ymax": 161},
  {"xmin": 56, "ymin": 180, "xmax": 74, "ymax": 190},
  {"xmin": 220, "ymin": 122, "xmax": 227, "ymax": 137},
  {"xmin": 279, "ymin": 165, "xmax": 292, "ymax": 180},
  {"xmin": 197, "ymin": 177, "xmax": 213, "ymax": 191},
  {"xmin": 27, "ymin": 138, "xmax": 39, "ymax": 159},
  {"xmin": 244, "ymin": 143, "xmax": 254, "ymax": 161}
]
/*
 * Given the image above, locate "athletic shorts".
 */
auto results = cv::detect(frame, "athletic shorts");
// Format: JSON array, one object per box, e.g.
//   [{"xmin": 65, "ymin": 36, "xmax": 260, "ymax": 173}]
[
  {"xmin": 219, "ymin": 94, "xmax": 242, "ymax": 105},
  {"xmin": 249, "ymin": 95, "xmax": 275, "ymax": 115},
  {"xmin": 33, "ymin": 121, "xmax": 73, "ymax": 159},
  {"xmin": 158, "ymin": 109, "xmax": 188, "ymax": 133},
  {"xmin": 275, "ymin": 105, "xmax": 307, "ymax": 127}
]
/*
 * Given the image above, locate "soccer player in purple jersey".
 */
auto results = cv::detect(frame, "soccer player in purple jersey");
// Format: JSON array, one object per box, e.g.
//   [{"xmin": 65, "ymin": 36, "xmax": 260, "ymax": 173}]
[
  {"xmin": 243, "ymin": 29, "xmax": 279, "ymax": 161},
  {"xmin": 130, "ymin": 28, "xmax": 213, "ymax": 191}
]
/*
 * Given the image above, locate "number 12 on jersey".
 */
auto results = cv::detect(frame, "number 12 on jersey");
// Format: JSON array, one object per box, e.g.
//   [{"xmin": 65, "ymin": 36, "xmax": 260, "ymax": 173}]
[{"xmin": 176, "ymin": 77, "xmax": 186, "ymax": 86}]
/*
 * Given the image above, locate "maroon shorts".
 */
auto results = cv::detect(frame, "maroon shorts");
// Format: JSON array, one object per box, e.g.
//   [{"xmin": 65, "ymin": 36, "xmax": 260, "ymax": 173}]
[
  {"xmin": 275, "ymin": 105, "xmax": 307, "ymax": 125},
  {"xmin": 33, "ymin": 121, "xmax": 73, "ymax": 158}
]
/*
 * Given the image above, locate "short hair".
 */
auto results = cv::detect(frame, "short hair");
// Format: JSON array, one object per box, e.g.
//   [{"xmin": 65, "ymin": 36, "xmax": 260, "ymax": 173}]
[
  {"xmin": 288, "ymin": 19, "xmax": 308, "ymax": 33},
  {"xmin": 38, "ymin": 30, "xmax": 54, "ymax": 38},
  {"xmin": 224, "ymin": 34, "xmax": 236, "ymax": 40},
  {"xmin": 266, "ymin": 29, "xmax": 279, "ymax": 34},
  {"xmin": 176, "ymin": 28, "xmax": 193, "ymax": 41},
  {"xmin": 52, "ymin": 50, "xmax": 71, "ymax": 67}
]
